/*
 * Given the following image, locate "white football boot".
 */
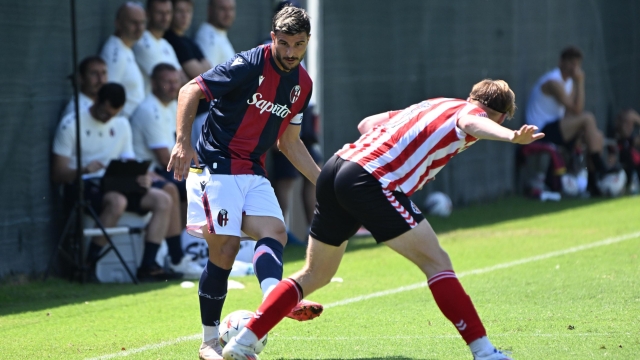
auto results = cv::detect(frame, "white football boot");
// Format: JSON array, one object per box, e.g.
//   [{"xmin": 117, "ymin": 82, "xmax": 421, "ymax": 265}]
[
  {"xmin": 473, "ymin": 347, "xmax": 514, "ymax": 360},
  {"xmin": 222, "ymin": 337, "xmax": 260, "ymax": 360}
]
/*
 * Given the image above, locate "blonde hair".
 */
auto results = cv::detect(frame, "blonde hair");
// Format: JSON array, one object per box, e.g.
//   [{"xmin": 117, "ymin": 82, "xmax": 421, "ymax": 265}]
[{"xmin": 469, "ymin": 79, "xmax": 516, "ymax": 119}]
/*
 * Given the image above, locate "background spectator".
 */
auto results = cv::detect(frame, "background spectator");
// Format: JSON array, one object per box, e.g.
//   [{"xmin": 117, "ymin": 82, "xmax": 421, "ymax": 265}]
[
  {"xmin": 615, "ymin": 108, "xmax": 640, "ymax": 192},
  {"xmin": 130, "ymin": 63, "xmax": 203, "ymax": 278},
  {"xmin": 100, "ymin": 2, "xmax": 147, "ymax": 118},
  {"xmin": 194, "ymin": 0, "xmax": 236, "ymax": 68},
  {"xmin": 61, "ymin": 56, "xmax": 107, "ymax": 118},
  {"xmin": 51, "ymin": 83, "xmax": 181, "ymax": 282},
  {"xmin": 164, "ymin": 0, "xmax": 211, "ymax": 79},
  {"xmin": 133, "ymin": 0, "xmax": 187, "ymax": 92},
  {"xmin": 525, "ymin": 46, "xmax": 611, "ymax": 195}
]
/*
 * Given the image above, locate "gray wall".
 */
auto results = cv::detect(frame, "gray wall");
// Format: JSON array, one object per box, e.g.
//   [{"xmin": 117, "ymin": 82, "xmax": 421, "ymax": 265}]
[
  {"xmin": 0, "ymin": 0, "xmax": 638, "ymax": 276},
  {"xmin": 320, "ymin": 0, "xmax": 640, "ymax": 206}
]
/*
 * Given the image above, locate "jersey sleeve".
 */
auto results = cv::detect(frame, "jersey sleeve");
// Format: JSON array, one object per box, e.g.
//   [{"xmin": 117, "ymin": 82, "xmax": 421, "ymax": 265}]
[
  {"xmin": 289, "ymin": 89, "xmax": 313, "ymax": 125},
  {"xmin": 195, "ymin": 52, "xmax": 257, "ymax": 102},
  {"xmin": 52, "ymin": 115, "xmax": 76, "ymax": 158},
  {"xmin": 388, "ymin": 110, "xmax": 403, "ymax": 118}
]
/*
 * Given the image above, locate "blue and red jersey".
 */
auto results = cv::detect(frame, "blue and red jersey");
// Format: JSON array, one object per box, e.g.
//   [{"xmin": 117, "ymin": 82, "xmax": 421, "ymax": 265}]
[{"xmin": 195, "ymin": 44, "xmax": 313, "ymax": 176}]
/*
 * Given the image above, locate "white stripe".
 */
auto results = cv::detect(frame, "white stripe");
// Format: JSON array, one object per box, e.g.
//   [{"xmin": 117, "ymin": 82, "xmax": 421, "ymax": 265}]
[
  {"xmin": 84, "ymin": 230, "xmax": 640, "ymax": 359},
  {"xmin": 323, "ymin": 231, "xmax": 640, "ymax": 309}
]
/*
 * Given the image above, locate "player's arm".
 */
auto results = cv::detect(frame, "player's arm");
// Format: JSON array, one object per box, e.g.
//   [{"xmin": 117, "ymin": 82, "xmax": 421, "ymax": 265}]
[
  {"xmin": 182, "ymin": 58, "xmax": 213, "ymax": 80},
  {"xmin": 541, "ymin": 77, "xmax": 584, "ymax": 115},
  {"xmin": 278, "ymin": 125, "xmax": 321, "ymax": 185},
  {"xmin": 51, "ymin": 154, "xmax": 104, "ymax": 184},
  {"xmin": 152, "ymin": 148, "xmax": 171, "ymax": 169},
  {"xmin": 458, "ymin": 115, "xmax": 545, "ymax": 145},
  {"xmin": 357, "ymin": 112, "xmax": 393, "ymax": 134},
  {"xmin": 167, "ymin": 79, "xmax": 204, "ymax": 180}
]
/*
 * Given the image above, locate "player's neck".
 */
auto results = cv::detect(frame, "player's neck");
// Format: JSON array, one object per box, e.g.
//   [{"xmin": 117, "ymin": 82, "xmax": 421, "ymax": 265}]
[
  {"xmin": 148, "ymin": 28, "xmax": 164, "ymax": 39},
  {"xmin": 171, "ymin": 26, "xmax": 186, "ymax": 37}
]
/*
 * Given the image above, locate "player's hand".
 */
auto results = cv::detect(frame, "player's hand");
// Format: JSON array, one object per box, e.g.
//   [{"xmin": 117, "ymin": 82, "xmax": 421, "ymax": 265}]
[
  {"xmin": 511, "ymin": 125, "xmax": 545, "ymax": 144},
  {"xmin": 83, "ymin": 160, "xmax": 104, "ymax": 174},
  {"xmin": 136, "ymin": 174, "xmax": 152, "ymax": 189},
  {"xmin": 167, "ymin": 142, "xmax": 200, "ymax": 181}
]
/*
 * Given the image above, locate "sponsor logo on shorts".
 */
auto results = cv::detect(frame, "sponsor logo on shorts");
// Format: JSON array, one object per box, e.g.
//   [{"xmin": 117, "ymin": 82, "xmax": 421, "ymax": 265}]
[
  {"xmin": 410, "ymin": 201, "xmax": 422, "ymax": 214},
  {"xmin": 217, "ymin": 209, "xmax": 229, "ymax": 227}
]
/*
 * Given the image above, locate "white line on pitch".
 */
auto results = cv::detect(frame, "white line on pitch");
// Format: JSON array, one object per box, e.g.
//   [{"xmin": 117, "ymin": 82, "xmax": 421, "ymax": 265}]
[
  {"xmin": 85, "ymin": 230, "xmax": 640, "ymax": 359},
  {"xmin": 277, "ymin": 332, "xmax": 635, "ymax": 340}
]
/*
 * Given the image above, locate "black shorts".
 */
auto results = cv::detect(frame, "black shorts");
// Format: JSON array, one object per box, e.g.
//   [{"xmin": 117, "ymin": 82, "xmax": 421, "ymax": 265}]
[
  {"xmin": 270, "ymin": 143, "xmax": 323, "ymax": 181},
  {"xmin": 310, "ymin": 155, "xmax": 425, "ymax": 246},
  {"xmin": 541, "ymin": 120, "xmax": 575, "ymax": 149},
  {"xmin": 65, "ymin": 179, "xmax": 149, "ymax": 216},
  {"xmin": 154, "ymin": 167, "xmax": 187, "ymax": 201}
]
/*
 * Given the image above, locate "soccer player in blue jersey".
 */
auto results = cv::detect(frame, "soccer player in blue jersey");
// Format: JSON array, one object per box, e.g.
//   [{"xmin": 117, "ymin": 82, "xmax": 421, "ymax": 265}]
[{"xmin": 167, "ymin": 5, "xmax": 323, "ymax": 360}]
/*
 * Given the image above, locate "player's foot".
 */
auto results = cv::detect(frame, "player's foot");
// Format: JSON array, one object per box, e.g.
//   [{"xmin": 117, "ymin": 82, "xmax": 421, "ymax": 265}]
[
  {"xmin": 169, "ymin": 256, "xmax": 204, "ymax": 279},
  {"xmin": 199, "ymin": 338, "xmax": 223, "ymax": 360},
  {"xmin": 286, "ymin": 299, "xmax": 323, "ymax": 321},
  {"xmin": 221, "ymin": 337, "xmax": 259, "ymax": 360},
  {"xmin": 136, "ymin": 264, "xmax": 183, "ymax": 282},
  {"xmin": 473, "ymin": 348, "xmax": 513, "ymax": 360}
]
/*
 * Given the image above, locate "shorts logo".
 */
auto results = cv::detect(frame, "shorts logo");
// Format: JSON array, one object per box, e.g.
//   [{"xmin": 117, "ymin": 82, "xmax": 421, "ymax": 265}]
[
  {"xmin": 410, "ymin": 201, "xmax": 422, "ymax": 214},
  {"xmin": 217, "ymin": 209, "xmax": 229, "ymax": 227},
  {"xmin": 200, "ymin": 181, "xmax": 207, "ymax": 192},
  {"xmin": 290, "ymin": 85, "xmax": 301, "ymax": 103}
]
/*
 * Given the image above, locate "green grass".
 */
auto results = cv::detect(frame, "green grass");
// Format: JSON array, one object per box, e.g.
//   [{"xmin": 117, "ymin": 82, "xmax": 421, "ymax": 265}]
[{"xmin": 1, "ymin": 196, "xmax": 639, "ymax": 359}]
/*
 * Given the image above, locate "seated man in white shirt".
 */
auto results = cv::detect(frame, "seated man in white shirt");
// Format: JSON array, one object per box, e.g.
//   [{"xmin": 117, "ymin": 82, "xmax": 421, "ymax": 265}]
[
  {"xmin": 52, "ymin": 83, "xmax": 182, "ymax": 282},
  {"xmin": 100, "ymin": 2, "xmax": 146, "ymax": 118},
  {"xmin": 526, "ymin": 46, "xmax": 611, "ymax": 193},
  {"xmin": 133, "ymin": 0, "xmax": 187, "ymax": 91},
  {"xmin": 131, "ymin": 63, "xmax": 203, "ymax": 278},
  {"xmin": 61, "ymin": 56, "xmax": 107, "ymax": 118}
]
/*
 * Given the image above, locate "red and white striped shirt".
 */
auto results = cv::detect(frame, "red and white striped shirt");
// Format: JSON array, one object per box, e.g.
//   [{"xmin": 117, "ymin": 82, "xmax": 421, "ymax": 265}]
[{"xmin": 336, "ymin": 98, "xmax": 486, "ymax": 196}]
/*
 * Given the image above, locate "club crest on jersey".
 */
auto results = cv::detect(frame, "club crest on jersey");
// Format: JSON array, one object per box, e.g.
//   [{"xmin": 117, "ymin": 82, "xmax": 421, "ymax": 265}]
[
  {"xmin": 410, "ymin": 201, "xmax": 422, "ymax": 214},
  {"xmin": 247, "ymin": 93, "xmax": 291, "ymax": 118},
  {"xmin": 217, "ymin": 209, "xmax": 229, "ymax": 227},
  {"xmin": 290, "ymin": 85, "xmax": 301, "ymax": 103}
]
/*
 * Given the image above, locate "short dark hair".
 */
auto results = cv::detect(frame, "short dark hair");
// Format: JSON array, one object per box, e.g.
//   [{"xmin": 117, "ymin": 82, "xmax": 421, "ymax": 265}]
[
  {"xmin": 97, "ymin": 83, "xmax": 126, "ymax": 109},
  {"xmin": 271, "ymin": 4, "xmax": 310, "ymax": 36},
  {"xmin": 147, "ymin": 0, "xmax": 171, "ymax": 11},
  {"xmin": 151, "ymin": 63, "xmax": 177, "ymax": 80},
  {"xmin": 171, "ymin": 0, "xmax": 192, "ymax": 6},
  {"xmin": 78, "ymin": 56, "xmax": 105, "ymax": 78},
  {"xmin": 560, "ymin": 46, "xmax": 583, "ymax": 62}
]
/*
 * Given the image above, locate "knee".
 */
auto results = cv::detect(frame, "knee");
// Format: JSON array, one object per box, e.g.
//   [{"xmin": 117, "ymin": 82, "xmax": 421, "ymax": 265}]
[
  {"xmin": 219, "ymin": 238, "xmax": 240, "ymax": 260},
  {"xmin": 582, "ymin": 112, "xmax": 598, "ymax": 128},
  {"xmin": 151, "ymin": 189, "xmax": 173, "ymax": 212},
  {"xmin": 162, "ymin": 182, "xmax": 179, "ymax": 201},
  {"xmin": 102, "ymin": 192, "xmax": 127, "ymax": 214}
]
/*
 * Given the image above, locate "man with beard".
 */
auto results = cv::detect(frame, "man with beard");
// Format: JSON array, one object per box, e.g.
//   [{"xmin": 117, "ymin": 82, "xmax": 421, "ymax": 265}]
[{"xmin": 167, "ymin": 5, "xmax": 323, "ymax": 360}]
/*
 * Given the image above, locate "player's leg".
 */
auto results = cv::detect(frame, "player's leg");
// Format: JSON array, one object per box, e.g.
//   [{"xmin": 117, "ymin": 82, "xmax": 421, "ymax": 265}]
[
  {"xmin": 385, "ymin": 221, "xmax": 511, "ymax": 360},
  {"xmin": 223, "ymin": 156, "xmax": 359, "ymax": 359},
  {"xmin": 86, "ymin": 185, "xmax": 127, "ymax": 266},
  {"xmin": 186, "ymin": 169, "xmax": 245, "ymax": 360},
  {"xmin": 561, "ymin": 113, "xmax": 609, "ymax": 180},
  {"xmin": 136, "ymin": 188, "xmax": 181, "ymax": 281}
]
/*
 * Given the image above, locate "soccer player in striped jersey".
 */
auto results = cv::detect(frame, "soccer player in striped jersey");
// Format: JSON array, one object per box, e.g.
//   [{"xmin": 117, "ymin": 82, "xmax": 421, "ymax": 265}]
[
  {"xmin": 167, "ymin": 5, "xmax": 323, "ymax": 360},
  {"xmin": 223, "ymin": 79, "xmax": 544, "ymax": 360}
]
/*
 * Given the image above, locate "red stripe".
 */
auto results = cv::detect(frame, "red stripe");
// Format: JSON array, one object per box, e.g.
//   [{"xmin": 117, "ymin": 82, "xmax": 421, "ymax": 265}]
[
  {"xmin": 196, "ymin": 76, "xmax": 214, "ymax": 102},
  {"xmin": 202, "ymin": 192, "xmax": 215, "ymax": 234},
  {"xmin": 369, "ymin": 104, "xmax": 461, "ymax": 180},
  {"xmin": 228, "ymin": 47, "xmax": 281, "ymax": 174},
  {"xmin": 386, "ymin": 128, "xmax": 460, "ymax": 194},
  {"xmin": 407, "ymin": 148, "xmax": 460, "ymax": 195}
]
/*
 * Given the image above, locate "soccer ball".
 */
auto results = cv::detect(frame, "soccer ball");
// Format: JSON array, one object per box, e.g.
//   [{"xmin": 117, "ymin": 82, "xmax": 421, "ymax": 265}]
[
  {"xmin": 219, "ymin": 310, "xmax": 268, "ymax": 354},
  {"xmin": 598, "ymin": 169, "xmax": 627, "ymax": 197},
  {"xmin": 423, "ymin": 191, "xmax": 452, "ymax": 217}
]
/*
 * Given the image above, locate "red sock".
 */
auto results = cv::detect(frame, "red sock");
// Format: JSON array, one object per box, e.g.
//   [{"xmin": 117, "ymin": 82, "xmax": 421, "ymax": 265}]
[
  {"xmin": 245, "ymin": 278, "xmax": 301, "ymax": 339},
  {"xmin": 428, "ymin": 270, "xmax": 486, "ymax": 344}
]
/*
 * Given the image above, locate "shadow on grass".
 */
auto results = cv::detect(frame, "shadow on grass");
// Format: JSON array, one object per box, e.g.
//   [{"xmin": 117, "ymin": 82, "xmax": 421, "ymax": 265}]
[{"xmin": 0, "ymin": 195, "xmax": 618, "ymax": 317}]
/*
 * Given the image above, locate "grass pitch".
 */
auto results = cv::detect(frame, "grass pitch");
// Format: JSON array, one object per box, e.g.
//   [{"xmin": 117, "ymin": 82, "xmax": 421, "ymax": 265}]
[{"xmin": 1, "ymin": 196, "xmax": 639, "ymax": 359}]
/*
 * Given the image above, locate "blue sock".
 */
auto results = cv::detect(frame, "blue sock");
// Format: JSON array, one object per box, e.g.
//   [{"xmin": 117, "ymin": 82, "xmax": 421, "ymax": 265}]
[
  {"xmin": 199, "ymin": 260, "xmax": 231, "ymax": 326},
  {"xmin": 253, "ymin": 237, "xmax": 284, "ymax": 296},
  {"xmin": 165, "ymin": 235, "xmax": 184, "ymax": 265}
]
